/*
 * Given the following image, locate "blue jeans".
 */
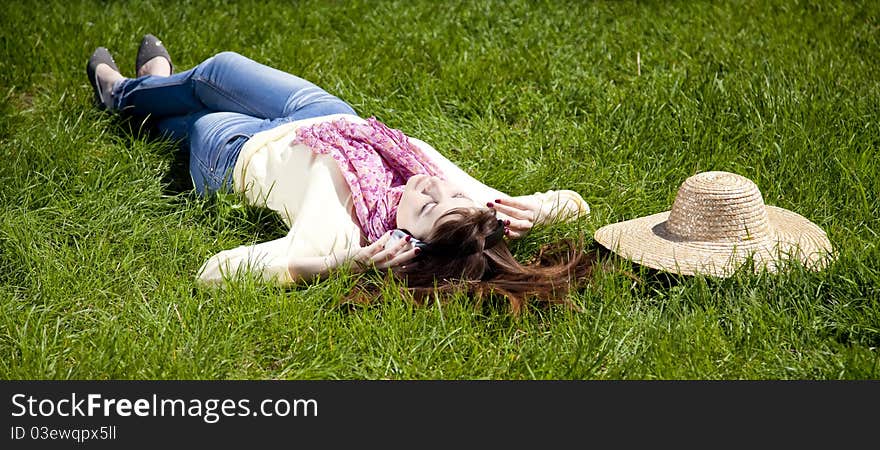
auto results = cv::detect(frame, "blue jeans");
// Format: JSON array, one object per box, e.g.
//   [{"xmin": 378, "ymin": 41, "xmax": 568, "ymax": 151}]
[{"xmin": 111, "ymin": 51, "xmax": 357, "ymax": 195}]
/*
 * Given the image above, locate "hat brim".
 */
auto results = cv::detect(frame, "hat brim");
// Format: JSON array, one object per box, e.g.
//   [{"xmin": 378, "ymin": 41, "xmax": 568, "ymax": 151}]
[{"xmin": 594, "ymin": 206, "xmax": 833, "ymax": 277}]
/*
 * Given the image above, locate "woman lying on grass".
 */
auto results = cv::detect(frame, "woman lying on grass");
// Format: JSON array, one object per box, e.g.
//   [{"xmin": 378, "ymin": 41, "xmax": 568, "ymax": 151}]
[{"xmin": 86, "ymin": 35, "xmax": 594, "ymax": 313}]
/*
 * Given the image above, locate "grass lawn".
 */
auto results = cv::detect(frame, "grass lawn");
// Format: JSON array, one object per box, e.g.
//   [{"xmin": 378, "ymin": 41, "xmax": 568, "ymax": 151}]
[{"xmin": 1, "ymin": 0, "xmax": 878, "ymax": 379}]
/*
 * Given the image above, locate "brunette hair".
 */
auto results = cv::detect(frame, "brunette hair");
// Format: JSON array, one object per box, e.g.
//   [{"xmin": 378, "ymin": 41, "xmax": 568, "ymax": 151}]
[{"xmin": 350, "ymin": 208, "xmax": 596, "ymax": 314}]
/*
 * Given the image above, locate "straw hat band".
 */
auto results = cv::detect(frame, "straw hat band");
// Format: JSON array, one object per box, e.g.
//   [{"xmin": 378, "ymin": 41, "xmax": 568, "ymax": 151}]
[
  {"xmin": 665, "ymin": 175, "xmax": 771, "ymax": 242},
  {"xmin": 652, "ymin": 222, "xmax": 772, "ymax": 248}
]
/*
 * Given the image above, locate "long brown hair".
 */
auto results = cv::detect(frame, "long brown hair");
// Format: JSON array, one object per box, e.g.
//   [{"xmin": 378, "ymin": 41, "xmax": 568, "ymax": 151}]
[{"xmin": 350, "ymin": 207, "xmax": 596, "ymax": 314}]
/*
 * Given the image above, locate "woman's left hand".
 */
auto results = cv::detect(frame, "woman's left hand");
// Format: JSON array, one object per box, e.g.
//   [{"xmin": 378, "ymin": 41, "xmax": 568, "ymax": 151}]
[
  {"xmin": 487, "ymin": 196, "xmax": 542, "ymax": 239},
  {"xmin": 488, "ymin": 191, "xmax": 590, "ymax": 239}
]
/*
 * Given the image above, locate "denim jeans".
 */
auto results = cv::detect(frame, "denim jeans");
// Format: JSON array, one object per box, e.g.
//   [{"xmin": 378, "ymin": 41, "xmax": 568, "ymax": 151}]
[{"xmin": 111, "ymin": 51, "xmax": 357, "ymax": 195}]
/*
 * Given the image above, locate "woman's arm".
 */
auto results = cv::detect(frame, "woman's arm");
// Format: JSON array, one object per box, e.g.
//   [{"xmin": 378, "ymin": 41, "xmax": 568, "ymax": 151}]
[
  {"xmin": 410, "ymin": 137, "xmax": 590, "ymax": 239},
  {"xmin": 196, "ymin": 236, "xmax": 294, "ymax": 286},
  {"xmin": 195, "ymin": 230, "xmax": 417, "ymax": 286},
  {"xmin": 287, "ymin": 230, "xmax": 418, "ymax": 282}
]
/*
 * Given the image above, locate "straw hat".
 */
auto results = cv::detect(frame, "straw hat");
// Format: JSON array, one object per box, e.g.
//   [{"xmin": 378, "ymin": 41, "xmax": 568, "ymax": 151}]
[{"xmin": 594, "ymin": 171, "xmax": 833, "ymax": 277}]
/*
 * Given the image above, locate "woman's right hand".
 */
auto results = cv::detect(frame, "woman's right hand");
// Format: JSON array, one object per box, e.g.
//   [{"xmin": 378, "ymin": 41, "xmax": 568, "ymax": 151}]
[{"xmin": 351, "ymin": 230, "xmax": 420, "ymax": 271}]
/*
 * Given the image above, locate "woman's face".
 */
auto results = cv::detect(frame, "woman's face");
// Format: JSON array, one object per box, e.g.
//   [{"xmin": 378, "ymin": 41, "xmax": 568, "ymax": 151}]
[{"xmin": 396, "ymin": 175, "xmax": 477, "ymax": 240}]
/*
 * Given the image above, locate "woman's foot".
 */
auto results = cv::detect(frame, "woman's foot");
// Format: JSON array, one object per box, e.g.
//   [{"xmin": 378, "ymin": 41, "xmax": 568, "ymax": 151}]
[
  {"xmin": 136, "ymin": 34, "xmax": 173, "ymax": 77},
  {"xmin": 86, "ymin": 47, "xmax": 123, "ymax": 110},
  {"xmin": 95, "ymin": 64, "xmax": 124, "ymax": 105},
  {"xmin": 137, "ymin": 56, "xmax": 172, "ymax": 77}
]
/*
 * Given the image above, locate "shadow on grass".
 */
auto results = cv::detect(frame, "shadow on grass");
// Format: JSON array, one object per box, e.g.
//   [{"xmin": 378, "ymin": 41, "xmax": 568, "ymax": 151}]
[
  {"xmin": 110, "ymin": 113, "xmax": 194, "ymax": 196},
  {"xmin": 590, "ymin": 242, "xmax": 686, "ymax": 292}
]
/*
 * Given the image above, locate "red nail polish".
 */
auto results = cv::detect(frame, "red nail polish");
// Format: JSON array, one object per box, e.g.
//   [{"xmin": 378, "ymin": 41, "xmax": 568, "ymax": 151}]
[
  {"xmin": 486, "ymin": 202, "xmax": 494, "ymax": 208},
  {"xmin": 495, "ymin": 199, "xmax": 502, "ymax": 204},
  {"xmin": 505, "ymin": 219, "xmax": 511, "ymax": 225},
  {"xmin": 405, "ymin": 235, "xmax": 411, "ymax": 242},
  {"xmin": 414, "ymin": 248, "xmax": 421, "ymax": 254}
]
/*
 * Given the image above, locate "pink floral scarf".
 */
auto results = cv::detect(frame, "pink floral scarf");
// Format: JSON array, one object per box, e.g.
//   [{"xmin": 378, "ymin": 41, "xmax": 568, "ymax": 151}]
[{"xmin": 292, "ymin": 117, "xmax": 445, "ymax": 242}]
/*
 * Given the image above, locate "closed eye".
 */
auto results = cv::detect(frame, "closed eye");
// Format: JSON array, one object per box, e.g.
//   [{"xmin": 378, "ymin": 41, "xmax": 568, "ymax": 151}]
[{"xmin": 421, "ymin": 193, "xmax": 466, "ymax": 216}]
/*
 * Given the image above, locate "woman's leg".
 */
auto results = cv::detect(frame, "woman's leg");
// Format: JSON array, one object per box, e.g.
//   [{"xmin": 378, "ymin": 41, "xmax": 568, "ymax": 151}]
[
  {"xmin": 157, "ymin": 111, "xmax": 270, "ymax": 196},
  {"xmin": 112, "ymin": 51, "xmax": 356, "ymax": 121},
  {"xmin": 105, "ymin": 50, "xmax": 356, "ymax": 196}
]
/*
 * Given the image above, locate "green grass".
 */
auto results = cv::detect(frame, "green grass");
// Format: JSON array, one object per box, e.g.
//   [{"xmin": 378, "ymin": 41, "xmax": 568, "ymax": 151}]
[{"xmin": 1, "ymin": 0, "xmax": 878, "ymax": 379}]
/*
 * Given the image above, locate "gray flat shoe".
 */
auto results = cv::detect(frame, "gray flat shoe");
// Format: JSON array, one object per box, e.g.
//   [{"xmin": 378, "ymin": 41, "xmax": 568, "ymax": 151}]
[
  {"xmin": 86, "ymin": 46, "xmax": 120, "ymax": 110},
  {"xmin": 135, "ymin": 34, "xmax": 174, "ymax": 76}
]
